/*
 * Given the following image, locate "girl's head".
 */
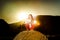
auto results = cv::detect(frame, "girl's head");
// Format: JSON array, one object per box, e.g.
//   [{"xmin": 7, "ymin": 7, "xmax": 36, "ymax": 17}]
[{"xmin": 28, "ymin": 14, "xmax": 33, "ymax": 20}]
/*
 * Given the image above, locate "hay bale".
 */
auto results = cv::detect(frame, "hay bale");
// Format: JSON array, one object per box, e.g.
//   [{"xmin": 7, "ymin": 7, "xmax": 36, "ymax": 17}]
[{"xmin": 13, "ymin": 30, "xmax": 48, "ymax": 40}]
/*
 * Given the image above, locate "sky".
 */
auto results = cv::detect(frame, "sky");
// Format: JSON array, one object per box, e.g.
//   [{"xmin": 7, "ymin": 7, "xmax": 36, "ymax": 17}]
[{"xmin": 0, "ymin": 0, "xmax": 60, "ymax": 24}]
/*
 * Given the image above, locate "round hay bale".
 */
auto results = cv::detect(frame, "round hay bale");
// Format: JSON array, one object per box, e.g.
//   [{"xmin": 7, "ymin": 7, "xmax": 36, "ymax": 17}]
[{"xmin": 13, "ymin": 30, "xmax": 48, "ymax": 40}]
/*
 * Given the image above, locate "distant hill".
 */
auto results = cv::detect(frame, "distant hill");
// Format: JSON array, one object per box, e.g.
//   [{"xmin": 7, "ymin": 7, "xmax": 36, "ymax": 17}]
[
  {"xmin": 9, "ymin": 21, "xmax": 26, "ymax": 32},
  {"xmin": 0, "ymin": 19, "xmax": 11, "ymax": 40},
  {"xmin": 0, "ymin": 19, "xmax": 19, "ymax": 40},
  {"xmin": 36, "ymin": 15, "xmax": 60, "ymax": 35},
  {"xmin": 0, "ymin": 19, "xmax": 10, "ymax": 34}
]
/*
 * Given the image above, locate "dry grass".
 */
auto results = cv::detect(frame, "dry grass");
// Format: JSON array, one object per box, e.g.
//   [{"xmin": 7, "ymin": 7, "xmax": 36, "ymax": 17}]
[{"xmin": 13, "ymin": 30, "xmax": 48, "ymax": 40}]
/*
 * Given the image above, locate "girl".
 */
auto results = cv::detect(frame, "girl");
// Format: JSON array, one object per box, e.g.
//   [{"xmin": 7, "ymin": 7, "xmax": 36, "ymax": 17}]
[{"xmin": 25, "ymin": 14, "xmax": 34, "ymax": 30}]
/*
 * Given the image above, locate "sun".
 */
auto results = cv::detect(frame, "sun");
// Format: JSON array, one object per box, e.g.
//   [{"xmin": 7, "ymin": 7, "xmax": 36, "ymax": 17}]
[{"xmin": 16, "ymin": 11, "xmax": 28, "ymax": 21}]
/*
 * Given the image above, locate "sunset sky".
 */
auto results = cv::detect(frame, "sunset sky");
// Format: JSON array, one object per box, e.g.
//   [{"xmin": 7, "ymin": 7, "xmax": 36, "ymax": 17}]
[{"xmin": 0, "ymin": 0, "xmax": 60, "ymax": 24}]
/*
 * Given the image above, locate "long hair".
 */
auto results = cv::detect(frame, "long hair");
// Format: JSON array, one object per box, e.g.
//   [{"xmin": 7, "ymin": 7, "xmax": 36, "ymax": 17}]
[{"xmin": 28, "ymin": 14, "xmax": 34, "ymax": 21}]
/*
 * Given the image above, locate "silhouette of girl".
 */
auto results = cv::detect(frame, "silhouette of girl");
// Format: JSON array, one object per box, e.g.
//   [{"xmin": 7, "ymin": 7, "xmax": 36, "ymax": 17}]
[{"xmin": 25, "ymin": 14, "xmax": 34, "ymax": 30}]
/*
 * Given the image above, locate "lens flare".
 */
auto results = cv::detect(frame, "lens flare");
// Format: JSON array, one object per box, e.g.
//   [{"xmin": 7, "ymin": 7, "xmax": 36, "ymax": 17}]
[
  {"xmin": 33, "ymin": 20, "xmax": 40, "ymax": 26},
  {"xmin": 33, "ymin": 20, "xmax": 37, "ymax": 24}
]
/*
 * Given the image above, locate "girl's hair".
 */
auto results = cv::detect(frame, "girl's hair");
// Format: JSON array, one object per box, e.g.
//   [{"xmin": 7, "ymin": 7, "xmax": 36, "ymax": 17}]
[{"xmin": 28, "ymin": 14, "xmax": 34, "ymax": 20}]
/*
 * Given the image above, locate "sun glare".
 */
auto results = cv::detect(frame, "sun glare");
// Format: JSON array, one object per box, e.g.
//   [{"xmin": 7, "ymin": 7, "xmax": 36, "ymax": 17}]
[
  {"xmin": 16, "ymin": 12, "xmax": 28, "ymax": 21},
  {"xmin": 33, "ymin": 20, "xmax": 40, "ymax": 26}
]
